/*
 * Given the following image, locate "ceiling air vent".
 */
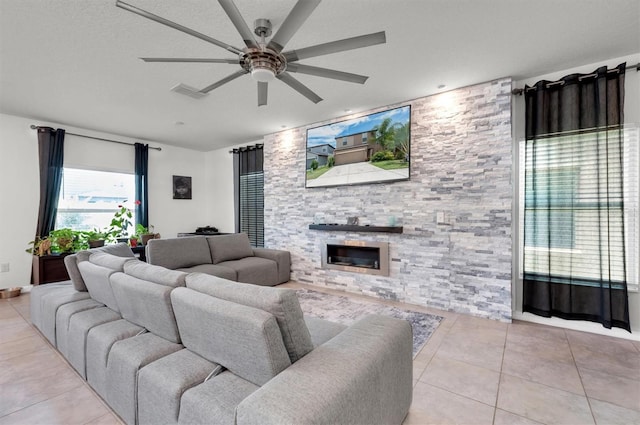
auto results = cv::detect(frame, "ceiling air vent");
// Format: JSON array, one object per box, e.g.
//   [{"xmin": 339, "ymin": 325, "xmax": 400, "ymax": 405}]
[{"xmin": 170, "ymin": 83, "xmax": 208, "ymax": 99}]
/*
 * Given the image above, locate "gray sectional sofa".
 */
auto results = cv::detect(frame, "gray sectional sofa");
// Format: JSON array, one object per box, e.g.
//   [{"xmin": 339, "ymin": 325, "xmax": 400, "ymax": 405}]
[
  {"xmin": 30, "ymin": 243, "xmax": 413, "ymax": 425},
  {"xmin": 146, "ymin": 233, "xmax": 290, "ymax": 286}
]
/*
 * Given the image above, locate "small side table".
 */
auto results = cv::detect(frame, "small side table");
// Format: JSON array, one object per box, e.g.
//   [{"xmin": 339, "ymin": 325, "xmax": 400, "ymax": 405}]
[{"xmin": 130, "ymin": 246, "xmax": 146, "ymax": 262}]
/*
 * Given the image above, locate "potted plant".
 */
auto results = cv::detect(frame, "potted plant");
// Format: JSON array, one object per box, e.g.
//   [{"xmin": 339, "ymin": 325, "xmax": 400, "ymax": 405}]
[
  {"xmin": 26, "ymin": 236, "xmax": 52, "ymax": 256},
  {"xmin": 86, "ymin": 228, "xmax": 108, "ymax": 248},
  {"xmin": 135, "ymin": 224, "xmax": 157, "ymax": 246},
  {"xmin": 109, "ymin": 203, "xmax": 134, "ymax": 243},
  {"xmin": 49, "ymin": 228, "xmax": 79, "ymax": 253}
]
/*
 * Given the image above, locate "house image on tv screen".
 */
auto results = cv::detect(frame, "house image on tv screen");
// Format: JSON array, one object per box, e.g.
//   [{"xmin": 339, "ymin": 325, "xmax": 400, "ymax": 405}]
[
  {"xmin": 306, "ymin": 143, "xmax": 335, "ymax": 169},
  {"xmin": 333, "ymin": 130, "xmax": 381, "ymax": 166}
]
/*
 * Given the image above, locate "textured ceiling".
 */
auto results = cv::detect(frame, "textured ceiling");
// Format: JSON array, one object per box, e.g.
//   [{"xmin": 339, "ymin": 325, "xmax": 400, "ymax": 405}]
[{"xmin": 1, "ymin": 0, "xmax": 638, "ymax": 151}]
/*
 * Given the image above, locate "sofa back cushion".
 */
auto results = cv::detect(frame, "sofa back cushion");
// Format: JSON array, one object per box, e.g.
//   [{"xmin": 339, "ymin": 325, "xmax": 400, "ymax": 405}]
[
  {"xmin": 77, "ymin": 262, "xmax": 121, "ymax": 312},
  {"xmin": 146, "ymin": 237, "xmax": 212, "ymax": 269},
  {"xmin": 171, "ymin": 287, "xmax": 290, "ymax": 386},
  {"xmin": 65, "ymin": 243, "xmax": 134, "ymax": 292},
  {"xmin": 110, "ymin": 273, "xmax": 181, "ymax": 343},
  {"xmin": 207, "ymin": 233, "xmax": 254, "ymax": 264},
  {"xmin": 186, "ymin": 273, "xmax": 314, "ymax": 362},
  {"xmin": 123, "ymin": 261, "xmax": 187, "ymax": 287}
]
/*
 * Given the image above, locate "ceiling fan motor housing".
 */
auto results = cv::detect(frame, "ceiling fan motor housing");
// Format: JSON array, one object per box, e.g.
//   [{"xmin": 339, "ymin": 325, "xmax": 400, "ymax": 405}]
[{"xmin": 241, "ymin": 48, "xmax": 287, "ymax": 81}]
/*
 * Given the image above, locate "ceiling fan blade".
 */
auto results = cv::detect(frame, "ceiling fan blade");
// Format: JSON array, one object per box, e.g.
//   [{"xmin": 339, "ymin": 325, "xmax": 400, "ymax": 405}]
[
  {"xmin": 199, "ymin": 69, "xmax": 248, "ymax": 93},
  {"xmin": 286, "ymin": 63, "xmax": 368, "ymax": 84},
  {"xmin": 284, "ymin": 31, "xmax": 386, "ymax": 62},
  {"xmin": 217, "ymin": 0, "xmax": 259, "ymax": 49},
  {"xmin": 277, "ymin": 72, "xmax": 322, "ymax": 104},
  {"xmin": 266, "ymin": 0, "xmax": 321, "ymax": 53},
  {"xmin": 116, "ymin": 0, "xmax": 243, "ymax": 55},
  {"xmin": 257, "ymin": 82, "xmax": 268, "ymax": 106},
  {"xmin": 140, "ymin": 58, "xmax": 239, "ymax": 64}
]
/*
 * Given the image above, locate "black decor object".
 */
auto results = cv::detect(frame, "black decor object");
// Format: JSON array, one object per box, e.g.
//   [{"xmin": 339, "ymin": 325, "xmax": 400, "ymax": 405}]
[
  {"xmin": 522, "ymin": 63, "xmax": 630, "ymax": 332},
  {"xmin": 232, "ymin": 145, "xmax": 264, "ymax": 247},
  {"xmin": 36, "ymin": 127, "xmax": 65, "ymax": 238},
  {"xmin": 309, "ymin": 224, "xmax": 403, "ymax": 233},
  {"xmin": 173, "ymin": 175, "xmax": 192, "ymax": 199},
  {"xmin": 134, "ymin": 143, "xmax": 149, "ymax": 227}
]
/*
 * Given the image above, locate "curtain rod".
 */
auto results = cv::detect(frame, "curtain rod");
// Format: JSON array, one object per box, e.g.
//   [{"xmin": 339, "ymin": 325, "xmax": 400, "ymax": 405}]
[
  {"xmin": 511, "ymin": 62, "xmax": 639, "ymax": 96},
  {"xmin": 29, "ymin": 125, "xmax": 162, "ymax": 151}
]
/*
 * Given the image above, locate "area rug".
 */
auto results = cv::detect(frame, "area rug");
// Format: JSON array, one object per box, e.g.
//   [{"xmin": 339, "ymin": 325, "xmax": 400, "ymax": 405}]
[{"xmin": 296, "ymin": 288, "xmax": 443, "ymax": 357}]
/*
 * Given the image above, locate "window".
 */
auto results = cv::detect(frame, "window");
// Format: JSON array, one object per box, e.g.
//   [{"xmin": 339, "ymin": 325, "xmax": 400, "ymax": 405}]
[
  {"xmin": 234, "ymin": 146, "xmax": 264, "ymax": 248},
  {"xmin": 362, "ymin": 133, "xmax": 368, "ymax": 144},
  {"xmin": 55, "ymin": 168, "xmax": 136, "ymax": 231},
  {"xmin": 342, "ymin": 139, "xmax": 348, "ymax": 146},
  {"xmin": 520, "ymin": 127, "xmax": 639, "ymax": 289}
]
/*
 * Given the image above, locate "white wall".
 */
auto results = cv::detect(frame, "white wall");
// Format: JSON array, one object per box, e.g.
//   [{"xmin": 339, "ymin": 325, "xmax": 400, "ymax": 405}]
[
  {"xmin": 204, "ymin": 140, "xmax": 263, "ymax": 234},
  {"xmin": 512, "ymin": 54, "xmax": 640, "ymax": 339},
  {"xmin": 0, "ymin": 112, "xmax": 210, "ymax": 289}
]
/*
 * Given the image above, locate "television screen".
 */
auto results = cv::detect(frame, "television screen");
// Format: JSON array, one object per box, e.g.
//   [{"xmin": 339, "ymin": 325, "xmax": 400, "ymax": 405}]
[{"xmin": 305, "ymin": 105, "xmax": 411, "ymax": 188}]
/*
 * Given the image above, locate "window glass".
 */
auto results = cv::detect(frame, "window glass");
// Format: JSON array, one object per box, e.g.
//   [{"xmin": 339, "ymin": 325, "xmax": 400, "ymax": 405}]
[{"xmin": 55, "ymin": 168, "xmax": 136, "ymax": 231}]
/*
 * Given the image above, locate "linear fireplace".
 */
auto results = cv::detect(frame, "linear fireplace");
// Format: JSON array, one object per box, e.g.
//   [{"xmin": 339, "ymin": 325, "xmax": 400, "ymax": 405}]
[{"xmin": 321, "ymin": 240, "xmax": 389, "ymax": 276}]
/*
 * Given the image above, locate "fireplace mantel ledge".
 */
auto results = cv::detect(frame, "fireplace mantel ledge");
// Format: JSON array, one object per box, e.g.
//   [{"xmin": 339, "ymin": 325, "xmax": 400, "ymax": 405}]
[{"xmin": 308, "ymin": 224, "xmax": 403, "ymax": 234}]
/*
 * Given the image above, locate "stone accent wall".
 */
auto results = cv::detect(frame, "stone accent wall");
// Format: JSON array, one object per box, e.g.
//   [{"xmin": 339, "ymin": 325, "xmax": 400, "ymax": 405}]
[{"xmin": 264, "ymin": 78, "xmax": 513, "ymax": 321}]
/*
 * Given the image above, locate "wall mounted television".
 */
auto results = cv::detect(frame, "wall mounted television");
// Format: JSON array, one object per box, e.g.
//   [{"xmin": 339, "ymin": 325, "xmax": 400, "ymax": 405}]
[{"xmin": 305, "ymin": 105, "xmax": 411, "ymax": 188}]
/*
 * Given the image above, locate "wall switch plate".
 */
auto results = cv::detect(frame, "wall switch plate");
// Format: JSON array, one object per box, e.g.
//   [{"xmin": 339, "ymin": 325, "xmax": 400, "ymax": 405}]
[
  {"xmin": 436, "ymin": 211, "xmax": 445, "ymax": 224},
  {"xmin": 0, "ymin": 263, "xmax": 9, "ymax": 273}
]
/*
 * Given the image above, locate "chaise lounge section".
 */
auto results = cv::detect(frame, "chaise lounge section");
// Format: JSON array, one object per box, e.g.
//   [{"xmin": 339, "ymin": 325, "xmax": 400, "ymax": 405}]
[
  {"xmin": 146, "ymin": 233, "xmax": 291, "ymax": 286},
  {"xmin": 29, "ymin": 246, "xmax": 413, "ymax": 425}
]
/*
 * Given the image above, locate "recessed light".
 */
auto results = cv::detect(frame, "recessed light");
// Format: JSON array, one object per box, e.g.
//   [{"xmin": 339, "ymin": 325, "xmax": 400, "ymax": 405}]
[
  {"xmin": 437, "ymin": 84, "xmax": 446, "ymax": 90},
  {"xmin": 175, "ymin": 121, "xmax": 185, "ymax": 126},
  {"xmin": 344, "ymin": 109, "xmax": 352, "ymax": 113},
  {"xmin": 281, "ymin": 125, "xmax": 287, "ymax": 129}
]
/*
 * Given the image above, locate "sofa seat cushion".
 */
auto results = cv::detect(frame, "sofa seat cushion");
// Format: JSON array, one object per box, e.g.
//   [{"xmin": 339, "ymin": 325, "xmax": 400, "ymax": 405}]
[
  {"xmin": 138, "ymin": 349, "xmax": 220, "ymax": 425},
  {"xmin": 177, "ymin": 263, "xmax": 236, "ymax": 281},
  {"xmin": 110, "ymin": 272, "xmax": 181, "ymax": 343},
  {"xmin": 31, "ymin": 281, "xmax": 91, "ymax": 343},
  {"xmin": 171, "ymin": 287, "xmax": 291, "ymax": 386},
  {"xmin": 66, "ymin": 307, "xmax": 122, "ymax": 379},
  {"xmin": 146, "ymin": 237, "xmax": 212, "ymax": 270},
  {"xmin": 86, "ymin": 319, "xmax": 145, "ymax": 399},
  {"xmin": 304, "ymin": 316, "xmax": 348, "ymax": 347},
  {"xmin": 55, "ymin": 298, "xmax": 104, "ymax": 354},
  {"xmin": 124, "ymin": 261, "xmax": 187, "ymax": 287},
  {"xmin": 186, "ymin": 273, "xmax": 314, "ymax": 363},
  {"xmin": 219, "ymin": 257, "xmax": 278, "ymax": 286},
  {"xmin": 179, "ymin": 371, "xmax": 259, "ymax": 425},
  {"xmin": 207, "ymin": 233, "xmax": 254, "ymax": 264},
  {"xmin": 105, "ymin": 333, "xmax": 183, "ymax": 425}
]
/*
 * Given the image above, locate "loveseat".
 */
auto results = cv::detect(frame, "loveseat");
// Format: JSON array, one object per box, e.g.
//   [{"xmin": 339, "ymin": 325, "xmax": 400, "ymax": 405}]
[
  {"xmin": 30, "ymin": 244, "xmax": 413, "ymax": 425},
  {"xmin": 146, "ymin": 233, "xmax": 290, "ymax": 286}
]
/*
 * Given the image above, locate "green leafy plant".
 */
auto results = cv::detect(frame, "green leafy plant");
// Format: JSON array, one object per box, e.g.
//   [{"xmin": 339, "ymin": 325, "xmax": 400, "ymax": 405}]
[
  {"xmin": 371, "ymin": 151, "xmax": 395, "ymax": 162},
  {"xmin": 327, "ymin": 155, "xmax": 335, "ymax": 167},
  {"xmin": 310, "ymin": 159, "xmax": 319, "ymax": 170},
  {"xmin": 26, "ymin": 236, "xmax": 51, "ymax": 256},
  {"xmin": 48, "ymin": 228, "xmax": 80, "ymax": 253},
  {"xmin": 109, "ymin": 202, "xmax": 138, "ymax": 237}
]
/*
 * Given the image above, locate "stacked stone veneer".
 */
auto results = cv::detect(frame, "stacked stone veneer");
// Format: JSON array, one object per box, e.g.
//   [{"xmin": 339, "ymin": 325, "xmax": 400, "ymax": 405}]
[{"xmin": 264, "ymin": 78, "xmax": 513, "ymax": 321}]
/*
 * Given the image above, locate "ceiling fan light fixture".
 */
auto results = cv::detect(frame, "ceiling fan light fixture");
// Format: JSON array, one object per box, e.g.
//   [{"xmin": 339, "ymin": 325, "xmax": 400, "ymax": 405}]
[{"xmin": 251, "ymin": 67, "xmax": 276, "ymax": 82}]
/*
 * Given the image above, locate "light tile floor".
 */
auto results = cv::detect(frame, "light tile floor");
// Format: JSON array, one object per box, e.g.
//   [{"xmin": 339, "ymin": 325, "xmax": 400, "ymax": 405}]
[{"xmin": 1, "ymin": 284, "xmax": 639, "ymax": 425}]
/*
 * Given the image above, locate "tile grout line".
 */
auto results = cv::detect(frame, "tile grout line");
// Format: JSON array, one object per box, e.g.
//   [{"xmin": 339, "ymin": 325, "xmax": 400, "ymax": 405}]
[
  {"xmin": 491, "ymin": 321, "xmax": 510, "ymax": 425},
  {"xmin": 564, "ymin": 328, "xmax": 598, "ymax": 425}
]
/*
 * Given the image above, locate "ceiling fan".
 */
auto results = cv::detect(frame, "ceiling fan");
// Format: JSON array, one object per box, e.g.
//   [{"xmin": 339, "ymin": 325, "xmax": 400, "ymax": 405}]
[{"xmin": 115, "ymin": 0, "xmax": 386, "ymax": 106}]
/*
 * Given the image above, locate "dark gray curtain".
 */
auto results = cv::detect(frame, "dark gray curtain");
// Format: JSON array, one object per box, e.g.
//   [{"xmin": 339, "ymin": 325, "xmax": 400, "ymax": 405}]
[
  {"xmin": 523, "ymin": 63, "xmax": 630, "ymax": 332},
  {"xmin": 36, "ymin": 127, "xmax": 65, "ymax": 238},
  {"xmin": 134, "ymin": 143, "xmax": 149, "ymax": 228},
  {"xmin": 232, "ymin": 145, "xmax": 264, "ymax": 247}
]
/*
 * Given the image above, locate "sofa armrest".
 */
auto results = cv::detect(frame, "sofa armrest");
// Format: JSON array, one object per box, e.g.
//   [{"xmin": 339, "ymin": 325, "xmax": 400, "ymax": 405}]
[
  {"xmin": 252, "ymin": 248, "xmax": 290, "ymax": 284},
  {"xmin": 235, "ymin": 315, "xmax": 413, "ymax": 425}
]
